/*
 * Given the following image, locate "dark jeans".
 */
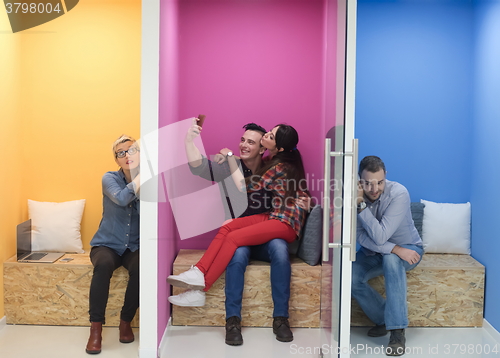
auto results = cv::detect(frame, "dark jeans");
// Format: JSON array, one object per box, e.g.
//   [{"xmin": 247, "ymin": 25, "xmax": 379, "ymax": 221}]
[
  {"xmin": 225, "ymin": 238, "xmax": 291, "ymax": 319},
  {"xmin": 89, "ymin": 246, "xmax": 139, "ymax": 323}
]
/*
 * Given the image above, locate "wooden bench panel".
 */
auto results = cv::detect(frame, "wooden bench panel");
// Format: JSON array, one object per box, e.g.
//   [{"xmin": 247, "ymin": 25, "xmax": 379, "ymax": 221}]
[
  {"xmin": 171, "ymin": 249, "xmax": 321, "ymax": 328},
  {"xmin": 3, "ymin": 253, "xmax": 139, "ymax": 327},
  {"xmin": 351, "ymin": 253, "xmax": 485, "ymax": 327}
]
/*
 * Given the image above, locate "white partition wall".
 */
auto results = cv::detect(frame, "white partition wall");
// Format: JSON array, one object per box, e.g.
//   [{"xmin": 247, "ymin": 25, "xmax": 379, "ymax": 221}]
[{"xmin": 140, "ymin": 0, "xmax": 159, "ymax": 357}]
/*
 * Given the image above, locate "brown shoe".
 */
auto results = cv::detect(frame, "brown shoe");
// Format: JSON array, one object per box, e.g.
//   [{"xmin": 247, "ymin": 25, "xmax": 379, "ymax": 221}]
[
  {"xmin": 225, "ymin": 316, "xmax": 243, "ymax": 346},
  {"xmin": 86, "ymin": 322, "xmax": 102, "ymax": 354},
  {"xmin": 119, "ymin": 319, "xmax": 135, "ymax": 343},
  {"xmin": 273, "ymin": 317, "xmax": 293, "ymax": 342}
]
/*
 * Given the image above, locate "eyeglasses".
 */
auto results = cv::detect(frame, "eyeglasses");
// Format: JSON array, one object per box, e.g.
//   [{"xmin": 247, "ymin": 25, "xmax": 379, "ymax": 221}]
[{"xmin": 115, "ymin": 147, "xmax": 139, "ymax": 158}]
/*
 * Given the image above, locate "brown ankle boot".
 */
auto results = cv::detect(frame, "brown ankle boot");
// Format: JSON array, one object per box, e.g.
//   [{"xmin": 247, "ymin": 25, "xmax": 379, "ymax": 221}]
[
  {"xmin": 119, "ymin": 319, "xmax": 135, "ymax": 343},
  {"xmin": 86, "ymin": 322, "xmax": 103, "ymax": 354}
]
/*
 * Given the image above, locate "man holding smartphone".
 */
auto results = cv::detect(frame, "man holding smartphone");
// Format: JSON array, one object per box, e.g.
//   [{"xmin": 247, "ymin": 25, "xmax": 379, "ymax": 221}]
[
  {"xmin": 183, "ymin": 118, "xmax": 295, "ymax": 345},
  {"xmin": 352, "ymin": 156, "xmax": 423, "ymax": 356}
]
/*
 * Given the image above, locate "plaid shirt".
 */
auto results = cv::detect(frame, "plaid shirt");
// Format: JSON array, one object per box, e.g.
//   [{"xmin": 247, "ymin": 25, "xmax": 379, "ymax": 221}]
[{"xmin": 249, "ymin": 163, "xmax": 307, "ymax": 237}]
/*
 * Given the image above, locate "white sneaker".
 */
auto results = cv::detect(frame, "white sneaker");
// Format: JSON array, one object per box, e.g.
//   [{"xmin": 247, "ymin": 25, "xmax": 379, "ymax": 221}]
[
  {"xmin": 167, "ymin": 265, "xmax": 205, "ymax": 290},
  {"xmin": 168, "ymin": 290, "xmax": 206, "ymax": 307}
]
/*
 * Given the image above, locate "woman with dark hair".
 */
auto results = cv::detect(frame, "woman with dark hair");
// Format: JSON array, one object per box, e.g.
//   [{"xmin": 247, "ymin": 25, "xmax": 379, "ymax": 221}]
[{"xmin": 167, "ymin": 124, "xmax": 308, "ymax": 308}]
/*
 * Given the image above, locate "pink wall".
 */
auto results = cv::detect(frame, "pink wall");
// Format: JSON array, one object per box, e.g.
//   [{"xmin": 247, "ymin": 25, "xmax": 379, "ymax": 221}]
[
  {"xmin": 158, "ymin": 0, "xmax": 339, "ymax": 342},
  {"xmin": 158, "ymin": 0, "xmax": 179, "ymax": 342},
  {"xmin": 175, "ymin": 0, "xmax": 326, "ymax": 248}
]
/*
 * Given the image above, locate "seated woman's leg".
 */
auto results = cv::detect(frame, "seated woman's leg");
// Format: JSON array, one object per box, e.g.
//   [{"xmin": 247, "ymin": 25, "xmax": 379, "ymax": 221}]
[
  {"xmin": 166, "ymin": 217, "xmax": 267, "ymax": 294},
  {"xmin": 165, "ymin": 218, "xmax": 260, "ymax": 291},
  {"xmin": 89, "ymin": 246, "xmax": 121, "ymax": 323},
  {"xmin": 119, "ymin": 248, "xmax": 139, "ymax": 343},
  {"xmin": 203, "ymin": 218, "xmax": 296, "ymax": 291},
  {"xmin": 196, "ymin": 214, "xmax": 268, "ymax": 274},
  {"xmin": 121, "ymin": 249, "xmax": 140, "ymax": 322}
]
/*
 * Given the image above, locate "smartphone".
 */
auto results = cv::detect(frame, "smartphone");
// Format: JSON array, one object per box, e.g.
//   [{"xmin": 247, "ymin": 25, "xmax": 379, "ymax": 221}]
[{"xmin": 197, "ymin": 114, "xmax": 206, "ymax": 127}]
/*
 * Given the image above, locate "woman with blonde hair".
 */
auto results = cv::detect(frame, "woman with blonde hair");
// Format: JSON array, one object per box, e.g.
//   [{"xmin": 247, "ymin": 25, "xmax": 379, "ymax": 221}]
[{"xmin": 86, "ymin": 135, "xmax": 140, "ymax": 355}]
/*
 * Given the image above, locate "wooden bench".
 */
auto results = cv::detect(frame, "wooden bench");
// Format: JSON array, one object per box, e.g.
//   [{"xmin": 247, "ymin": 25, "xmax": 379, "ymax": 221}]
[
  {"xmin": 3, "ymin": 253, "xmax": 139, "ymax": 327},
  {"xmin": 172, "ymin": 251, "xmax": 484, "ymax": 328},
  {"xmin": 351, "ymin": 253, "xmax": 485, "ymax": 327},
  {"xmin": 171, "ymin": 249, "xmax": 321, "ymax": 328}
]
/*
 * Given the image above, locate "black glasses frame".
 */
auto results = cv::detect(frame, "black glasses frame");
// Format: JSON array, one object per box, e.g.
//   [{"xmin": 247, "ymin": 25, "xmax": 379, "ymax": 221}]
[{"xmin": 115, "ymin": 147, "xmax": 139, "ymax": 158}]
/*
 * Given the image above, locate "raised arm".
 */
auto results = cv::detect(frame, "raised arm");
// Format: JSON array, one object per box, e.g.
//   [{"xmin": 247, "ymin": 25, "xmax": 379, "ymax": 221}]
[
  {"xmin": 102, "ymin": 173, "xmax": 138, "ymax": 207},
  {"xmin": 219, "ymin": 148, "xmax": 245, "ymax": 192},
  {"xmin": 357, "ymin": 189, "xmax": 409, "ymax": 246},
  {"xmin": 185, "ymin": 118, "xmax": 203, "ymax": 168}
]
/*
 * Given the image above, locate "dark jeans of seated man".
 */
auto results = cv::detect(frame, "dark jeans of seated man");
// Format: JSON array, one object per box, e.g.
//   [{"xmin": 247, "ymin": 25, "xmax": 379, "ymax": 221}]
[
  {"xmin": 351, "ymin": 244, "xmax": 423, "ymax": 330},
  {"xmin": 225, "ymin": 238, "xmax": 291, "ymax": 319}
]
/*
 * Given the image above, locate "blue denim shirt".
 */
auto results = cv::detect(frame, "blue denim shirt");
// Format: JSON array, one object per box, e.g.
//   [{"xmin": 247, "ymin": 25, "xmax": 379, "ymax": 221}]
[
  {"xmin": 90, "ymin": 170, "xmax": 140, "ymax": 255},
  {"xmin": 357, "ymin": 179, "xmax": 422, "ymax": 255}
]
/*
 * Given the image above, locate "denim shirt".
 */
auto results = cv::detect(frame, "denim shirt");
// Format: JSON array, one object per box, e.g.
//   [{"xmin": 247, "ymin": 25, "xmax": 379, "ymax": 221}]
[
  {"xmin": 357, "ymin": 179, "xmax": 422, "ymax": 255},
  {"xmin": 90, "ymin": 170, "xmax": 140, "ymax": 255}
]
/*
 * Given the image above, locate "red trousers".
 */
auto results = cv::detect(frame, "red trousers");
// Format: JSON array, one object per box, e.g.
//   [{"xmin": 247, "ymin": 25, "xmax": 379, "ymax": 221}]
[{"xmin": 195, "ymin": 214, "xmax": 296, "ymax": 291}]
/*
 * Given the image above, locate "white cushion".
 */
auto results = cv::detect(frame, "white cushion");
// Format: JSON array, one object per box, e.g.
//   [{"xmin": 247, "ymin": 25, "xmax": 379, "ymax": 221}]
[
  {"xmin": 421, "ymin": 199, "xmax": 471, "ymax": 254},
  {"xmin": 28, "ymin": 199, "xmax": 85, "ymax": 253}
]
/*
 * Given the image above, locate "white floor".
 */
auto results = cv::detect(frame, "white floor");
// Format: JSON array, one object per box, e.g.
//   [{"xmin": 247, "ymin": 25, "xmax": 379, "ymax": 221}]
[
  {"xmin": 0, "ymin": 323, "xmax": 140, "ymax": 358},
  {"xmin": 161, "ymin": 324, "xmax": 500, "ymax": 358},
  {"xmin": 1, "ymin": 322, "xmax": 499, "ymax": 358}
]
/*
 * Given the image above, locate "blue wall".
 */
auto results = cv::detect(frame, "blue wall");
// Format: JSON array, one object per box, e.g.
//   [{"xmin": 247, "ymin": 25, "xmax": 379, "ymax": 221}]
[
  {"xmin": 356, "ymin": 0, "xmax": 474, "ymax": 203},
  {"xmin": 471, "ymin": 0, "xmax": 500, "ymax": 334},
  {"xmin": 356, "ymin": 0, "xmax": 500, "ymax": 332}
]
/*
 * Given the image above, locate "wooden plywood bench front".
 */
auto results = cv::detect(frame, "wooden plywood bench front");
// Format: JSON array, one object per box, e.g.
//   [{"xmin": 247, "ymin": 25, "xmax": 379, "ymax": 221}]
[
  {"xmin": 351, "ymin": 253, "xmax": 485, "ymax": 327},
  {"xmin": 3, "ymin": 253, "xmax": 139, "ymax": 327},
  {"xmin": 171, "ymin": 249, "xmax": 321, "ymax": 328}
]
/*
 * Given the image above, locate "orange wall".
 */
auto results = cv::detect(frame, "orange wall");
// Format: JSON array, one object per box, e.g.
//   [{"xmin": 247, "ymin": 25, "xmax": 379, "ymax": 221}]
[
  {"xmin": 0, "ymin": 11, "xmax": 23, "ymax": 320},
  {"xmin": 0, "ymin": 0, "xmax": 141, "ymax": 318}
]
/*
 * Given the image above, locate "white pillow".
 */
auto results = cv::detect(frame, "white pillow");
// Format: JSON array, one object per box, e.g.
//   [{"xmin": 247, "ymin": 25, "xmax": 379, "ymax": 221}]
[
  {"xmin": 421, "ymin": 199, "xmax": 471, "ymax": 254},
  {"xmin": 28, "ymin": 199, "xmax": 85, "ymax": 253}
]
